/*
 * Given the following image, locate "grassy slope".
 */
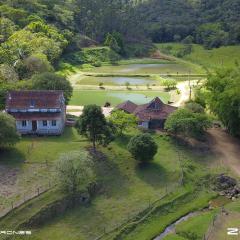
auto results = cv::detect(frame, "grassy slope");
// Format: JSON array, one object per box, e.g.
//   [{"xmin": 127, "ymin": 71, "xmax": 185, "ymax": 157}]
[
  {"xmin": 79, "ymin": 60, "xmax": 203, "ymax": 75},
  {"xmin": 0, "ymin": 128, "xmax": 86, "ymax": 209},
  {"xmin": 1, "ymin": 129, "xmax": 223, "ymax": 240},
  {"xmin": 122, "ymin": 190, "xmax": 215, "ymax": 240},
  {"xmin": 17, "ymin": 133, "xmax": 181, "ymax": 240},
  {"xmin": 156, "ymin": 43, "xmax": 240, "ymax": 70}
]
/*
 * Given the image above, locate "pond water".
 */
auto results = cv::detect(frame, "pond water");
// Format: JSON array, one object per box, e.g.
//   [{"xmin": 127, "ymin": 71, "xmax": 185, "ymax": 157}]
[
  {"xmin": 111, "ymin": 77, "xmax": 155, "ymax": 85},
  {"xmin": 108, "ymin": 92, "xmax": 161, "ymax": 104}
]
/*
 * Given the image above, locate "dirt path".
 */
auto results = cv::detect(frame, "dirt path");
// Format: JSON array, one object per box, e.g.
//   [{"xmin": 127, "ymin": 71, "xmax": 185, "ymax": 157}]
[
  {"xmin": 67, "ymin": 105, "xmax": 113, "ymax": 117},
  {"xmin": 208, "ymin": 128, "xmax": 240, "ymax": 177},
  {"xmin": 207, "ymin": 212, "xmax": 240, "ymax": 240}
]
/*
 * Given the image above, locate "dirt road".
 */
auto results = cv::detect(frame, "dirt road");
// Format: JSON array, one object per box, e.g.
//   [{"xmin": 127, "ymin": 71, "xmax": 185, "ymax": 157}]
[
  {"xmin": 208, "ymin": 128, "xmax": 240, "ymax": 177},
  {"xmin": 67, "ymin": 105, "xmax": 113, "ymax": 117}
]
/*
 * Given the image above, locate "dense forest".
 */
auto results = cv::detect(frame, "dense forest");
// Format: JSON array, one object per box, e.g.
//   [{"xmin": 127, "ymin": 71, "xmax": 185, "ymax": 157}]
[{"xmin": 0, "ymin": 0, "xmax": 239, "ymax": 98}]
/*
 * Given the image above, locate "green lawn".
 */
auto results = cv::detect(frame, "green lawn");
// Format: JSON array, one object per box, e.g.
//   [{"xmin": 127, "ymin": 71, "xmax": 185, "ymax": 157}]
[
  {"xmin": 69, "ymin": 90, "xmax": 170, "ymax": 106},
  {"xmin": 0, "ymin": 127, "xmax": 86, "ymax": 212},
  {"xmin": 156, "ymin": 43, "xmax": 240, "ymax": 70},
  {"xmin": 174, "ymin": 210, "xmax": 218, "ymax": 240},
  {"xmin": 80, "ymin": 61, "xmax": 202, "ymax": 75},
  {"xmin": 1, "ymin": 130, "xmax": 224, "ymax": 240}
]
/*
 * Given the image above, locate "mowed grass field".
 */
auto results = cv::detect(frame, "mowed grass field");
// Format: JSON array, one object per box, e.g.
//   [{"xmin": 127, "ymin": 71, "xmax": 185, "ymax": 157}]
[
  {"xmin": 69, "ymin": 90, "xmax": 170, "ymax": 106},
  {"xmin": 7, "ymin": 131, "xmax": 222, "ymax": 240},
  {"xmin": 80, "ymin": 61, "xmax": 203, "ymax": 75},
  {"xmin": 0, "ymin": 125, "xmax": 225, "ymax": 240},
  {"xmin": 0, "ymin": 128, "xmax": 86, "ymax": 212},
  {"xmin": 156, "ymin": 43, "xmax": 240, "ymax": 70}
]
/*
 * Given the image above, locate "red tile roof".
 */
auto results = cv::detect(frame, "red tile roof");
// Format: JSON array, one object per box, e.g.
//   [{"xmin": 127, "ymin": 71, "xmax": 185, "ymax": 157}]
[
  {"xmin": 116, "ymin": 100, "xmax": 138, "ymax": 113},
  {"xmin": 116, "ymin": 97, "xmax": 177, "ymax": 121},
  {"xmin": 6, "ymin": 90, "xmax": 64, "ymax": 110}
]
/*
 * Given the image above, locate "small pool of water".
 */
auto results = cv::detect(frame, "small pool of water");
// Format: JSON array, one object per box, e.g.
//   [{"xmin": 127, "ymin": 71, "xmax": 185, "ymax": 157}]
[
  {"xmin": 111, "ymin": 77, "xmax": 155, "ymax": 85},
  {"xmin": 108, "ymin": 92, "xmax": 163, "ymax": 104}
]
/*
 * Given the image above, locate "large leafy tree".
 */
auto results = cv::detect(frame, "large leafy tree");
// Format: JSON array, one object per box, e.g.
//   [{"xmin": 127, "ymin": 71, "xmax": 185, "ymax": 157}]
[
  {"xmin": 206, "ymin": 66, "xmax": 240, "ymax": 136},
  {"xmin": 109, "ymin": 110, "xmax": 137, "ymax": 135},
  {"xmin": 0, "ymin": 112, "xmax": 20, "ymax": 148},
  {"xmin": 127, "ymin": 133, "xmax": 158, "ymax": 163},
  {"xmin": 32, "ymin": 72, "xmax": 73, "ymax": 104},
  {"xmin": 56, "ymin": 151, "xmax": 96, "ymax": 195},
  {"xmin": 165, "ymin": 108, "xmax": 211, "ymax": 139},
  {"xmin": 76, "ymin": 105, "xmax": 114, "ymax": 151}
]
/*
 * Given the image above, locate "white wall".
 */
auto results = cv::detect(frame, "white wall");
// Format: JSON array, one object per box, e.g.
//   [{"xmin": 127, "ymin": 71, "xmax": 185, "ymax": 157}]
[
  {"xmin": 16, "ymin": 119, "xmax": 64, "ymax": 135},
  {"xmin": 138, "ymin": 121, "xmax": 149, "ymax": 129},
  {"xmin": 16, "ymin": 120, "xmax": 32, "ymax": 133}
]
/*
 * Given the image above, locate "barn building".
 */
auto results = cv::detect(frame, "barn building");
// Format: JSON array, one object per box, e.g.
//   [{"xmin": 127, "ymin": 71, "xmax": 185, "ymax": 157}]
[
  {"xmin": 5, "ymin": 90, "xmax": 66, "ymax": 135},
  {"xmin": 116, "ymin": 97, "xmax": 177, "ymax": 129}
]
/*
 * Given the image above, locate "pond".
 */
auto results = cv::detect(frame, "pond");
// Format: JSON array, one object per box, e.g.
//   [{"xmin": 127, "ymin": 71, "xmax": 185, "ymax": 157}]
[
  {"xmin": 77, "ymin": 76, "xmax": 157, "ymax": 86},
  {"xmin": 108, "ymin": 92, "xmax": 160, "ymax": 104},
  {"xmin": 109, "ymin": 77, "xmax": 155, "ymax": 85}
]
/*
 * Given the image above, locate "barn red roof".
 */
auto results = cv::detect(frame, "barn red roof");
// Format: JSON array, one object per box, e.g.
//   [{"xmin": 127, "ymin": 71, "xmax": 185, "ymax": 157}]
[
  {"xmin": 116, "ymin": 100, "xmax": 138, "ymax": 113},
  {"xmin": 6, "ymin": 90, "xmax": 64, "ymax": 110},
  {"xmin": 116, "ymin": 97, "xmax": 177, "ymax": 121}
]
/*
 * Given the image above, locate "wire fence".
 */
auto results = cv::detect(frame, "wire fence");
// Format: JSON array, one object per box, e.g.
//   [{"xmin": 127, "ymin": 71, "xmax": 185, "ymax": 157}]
[
  {"xmin": 92, "ymin": 146, "xmax": 186, "ymax": 240},
  {"xmin": 0, "ymin": 180, "xmax": 57, "ymax": 219},
  {"xmin": 94, "ymin": 170, "xmax": 184, "ymax": 240},
  {"xmin": 0, "ymin": 141, "xmax": 186, "ymax": 240}
]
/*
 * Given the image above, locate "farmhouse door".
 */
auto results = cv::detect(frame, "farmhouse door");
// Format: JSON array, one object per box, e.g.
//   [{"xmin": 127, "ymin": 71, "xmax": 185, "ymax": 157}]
[{"xmin": 32, "ymin": 121, "xmax": 37, "ymax": 132}]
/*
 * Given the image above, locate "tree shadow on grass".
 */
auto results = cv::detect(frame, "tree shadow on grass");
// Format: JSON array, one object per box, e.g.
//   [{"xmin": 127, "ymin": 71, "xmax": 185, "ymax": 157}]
[
  {"xmin": 135, "ymin": 162, "xmax": 167, "ymax": 189},
  {"xmin": 114, "ymin": 134, "xmax": 132, "ymax": 149},
  {"xmin": 0, "ymin": 147, "xmax": 26, "ymax": 166},
  {"xmin": 91, "ymin": 149, "xmax": 131, "ymax": 198}
]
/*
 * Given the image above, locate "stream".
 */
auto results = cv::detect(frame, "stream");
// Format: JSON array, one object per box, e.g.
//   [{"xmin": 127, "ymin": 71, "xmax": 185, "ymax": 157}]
[{"xmin": 153, "ymin": 211, "xmax": 200, "ymax": 240}]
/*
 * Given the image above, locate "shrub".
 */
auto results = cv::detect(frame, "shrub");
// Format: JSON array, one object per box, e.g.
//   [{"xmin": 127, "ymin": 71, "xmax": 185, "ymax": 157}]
[{"xmin": 127, "ymin": 133, "xmax": 158, "ymax": 163}]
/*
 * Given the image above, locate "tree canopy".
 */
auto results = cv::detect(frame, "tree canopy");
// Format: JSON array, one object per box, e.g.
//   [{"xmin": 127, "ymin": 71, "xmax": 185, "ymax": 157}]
[
  {"xmin": 32, "ymin": 72, "xmax": 73, "ymax": 104},
  {"xmin": 56, "ymin": 151, "xmax": 96, "ymax": 195},
  {"xmin": 205, "ymin": 66, "xmax": 240, "ymax": 136},
  {"xmin": 164, "ymin": 108, "xmax": 211, "ymax": 139},
  {"xmin": 109, "ymin": 110, "xmax": 138, "ymax": 135},
  {"xmin": 0, "ymin": 112, "xmax": 20, "ymax": 148},
  {"xmin": 127, "ymin": 133, "xmax": 158, "ymax": 163},
  {"xmin": 76, "ymin": 105, "xmax": 114, "ymax": 150}
]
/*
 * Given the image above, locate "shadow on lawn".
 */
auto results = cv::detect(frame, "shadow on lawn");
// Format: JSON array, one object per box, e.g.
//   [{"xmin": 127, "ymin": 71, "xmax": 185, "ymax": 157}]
[
  {"xmin": 135, "ymin": 162, "xmax": 167, "ymax": 189},
  {"xmin": 0, "ymin": 147, "xmax": 26, "ymax": 166},
  {"xmin": 93, "ymin": 152, "xmax": 130, "ymax": 197}
]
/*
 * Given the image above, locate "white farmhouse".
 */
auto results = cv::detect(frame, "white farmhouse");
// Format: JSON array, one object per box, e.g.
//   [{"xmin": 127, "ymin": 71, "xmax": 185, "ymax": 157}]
[{"xmin": 5, "ymin": 90, "xmax": 66, "ymax": 135}]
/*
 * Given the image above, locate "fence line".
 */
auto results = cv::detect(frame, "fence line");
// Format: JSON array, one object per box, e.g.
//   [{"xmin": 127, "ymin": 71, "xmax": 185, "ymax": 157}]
[
  {"xmin": 94, "ymin": 148, "xmax": 186, "ymax": 240},
  {"xmin": 94, "ymin": 180, "xmax": 183, "ymax": 240},
  {"xmin": 203, "ymin": 209, "xmax": 225, "ymax": 240},
  {"xmin": 0, "ymin": 180, "xmax": 56, "ymax": 219}
]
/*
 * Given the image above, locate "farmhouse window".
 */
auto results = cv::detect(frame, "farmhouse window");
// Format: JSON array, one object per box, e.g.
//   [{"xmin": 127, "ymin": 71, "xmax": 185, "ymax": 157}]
[
  {"xmin": 52, "ymin": 120, "xmax": 57, "ymax": 126},
  {"xmin": 22, "ymin": 120, "xmax": 27, "ymax": 127},
  {"xmin": 43, "ymin": 120, "xmax": 48, "ymax": 126}
]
